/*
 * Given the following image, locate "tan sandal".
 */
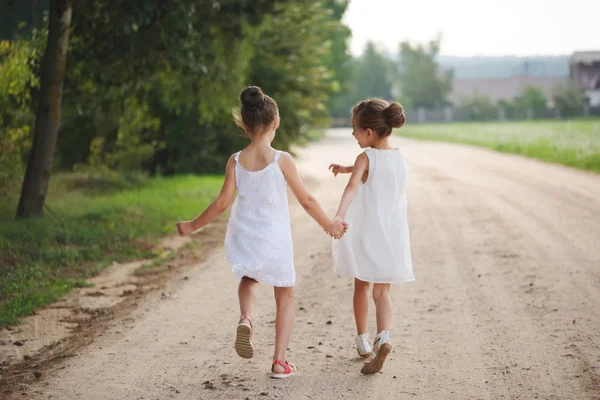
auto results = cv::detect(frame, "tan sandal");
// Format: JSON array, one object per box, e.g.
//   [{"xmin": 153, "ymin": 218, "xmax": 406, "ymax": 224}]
[
  {"xmin": 235, "ymin": 316, "xmax": 254, "ymax": 359},
  {"xmin": 361, "ymin": 330, "xmax": 392, "ymax": 374}
]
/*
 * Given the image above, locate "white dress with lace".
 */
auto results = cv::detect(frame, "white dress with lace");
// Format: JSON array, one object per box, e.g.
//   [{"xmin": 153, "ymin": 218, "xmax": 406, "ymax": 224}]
[{"xmin": 225, "ymin": 150, "xmax": 295, "ymax": 287}]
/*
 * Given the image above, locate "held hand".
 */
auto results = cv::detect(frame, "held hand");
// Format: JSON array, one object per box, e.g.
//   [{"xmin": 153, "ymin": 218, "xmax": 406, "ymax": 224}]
[
  {"xmin": 327, "ymin": 217, "xmax": 348, "ymax": 239},
  {"xmin": 328, "ymin": 164, "xmax": 344, "ymax": 177},
  {"xmin": 175, "ymin": 221, "xmax": 194, "ymax": 236}
]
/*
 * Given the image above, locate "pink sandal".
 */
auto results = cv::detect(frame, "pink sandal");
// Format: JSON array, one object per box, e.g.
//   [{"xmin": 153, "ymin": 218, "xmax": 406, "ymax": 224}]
[
  {"xmin": 235, "ymin": 316, "xmax": 254, "ymax": 359},
  {"xmin": 271, "ymin": 360, "xmax": 297, "ymax": 379}
]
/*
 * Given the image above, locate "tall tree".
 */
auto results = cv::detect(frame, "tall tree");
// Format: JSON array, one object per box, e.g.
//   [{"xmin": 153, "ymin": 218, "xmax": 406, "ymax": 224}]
[
  {"xmin": 354, "ymin": 41, "xmax": 395, "ymax": 101},
  {"xmin": 249, "ymin": 1, "xmax": 348, "ymax": 148},
  {"xmin": 397, "ymin": 35, "xmax": 453, "ymax": 108},
  {"xmin": 57, "ymin": 0, "xmax": 278, "ymax": 174},
  {"xmin": 17, "ymin": 0, "xmax": 72, "ymax": 217},
  {"xmin": 7, "ymin": 0, "xmax": 349, "ymax": 197},
  {"xmin": 322, "ymin": 0, "xmax": 353, "ymax": 118}
]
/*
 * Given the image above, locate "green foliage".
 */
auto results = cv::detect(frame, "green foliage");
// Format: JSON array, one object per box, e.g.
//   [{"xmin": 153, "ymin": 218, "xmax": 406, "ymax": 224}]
[
  {"xmin": 331, "ymin": 40, "xmax": 396, "ymax": 118},
  {"xmin": 15, "ymin": 0, "xmax": 349, "ymax": 178},
  {"xmin": 249, "ymin": 1, "xmax": 345, "ymax": 147},
  {"xmin": 322, "ymin": 0, "xmax": 353, "ymax": 118},
  {"xmin": 85, "ymin": 96, "xmax": 160, "ymax": 172},
  {"xmin": 462, "ymin": 87, "xmax": 548, "ymax": 122},
  {"xmin": 355, "ymin": 42, "xmax": 395, "ymax": 101},
  {"xmin": 397, "ymin": 35, "xmax": 454, "ymax": 108},
  {"xmin": 498, "ymin": 99, "xmax": 518, "ymax": 119},
  {"xmin": 0, "ymin": 37, "xmax": 43, "ymax": 196},
  {"xmin": 135, "ymin": 250, "xmax": 175, "ymax": 276},
  {"xmin": 516, "ymin": 86, "xmax": 548, "ymax": 117},
  {"xmin": 52, "ymin": 0, "xmax": 272, "ymax": 175},
  {"xmin": 552, "ymin": 82, "xmax": 586, "ymax": 118},
  {"xmin": 458, "ymin": 93, "xmax": 498, "ymax": 121},
  {"xmin": 0, "ymin": 1, "xmax": 47, "ymax": 40},
  {"xmin": 3, "ymin": 1, "xmax": 352, "ymax": 193}
]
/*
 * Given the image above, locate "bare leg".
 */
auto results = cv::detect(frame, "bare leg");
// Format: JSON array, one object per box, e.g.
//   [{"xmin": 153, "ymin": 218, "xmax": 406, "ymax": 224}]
[
  {"xmin": 272, "ymin": 286, "xmax": 294, "ymax": 373},
  {"xmin": 372, "ymin": 283, "xmax": 392, "ymax": 334},
  {"xmin": 235, "ymin": 277, "xmax": 259, "ymax": 359},
  {"xmin": 238, "ymin": 276, "xmax": 259, "ymax": 322},
  {"xmin": 354, "ymin": 278, "xmax": 370, "ymax": 335},
  {"xmin": 361, "ymin": 283, "xmax": 393, "ymax": 374}
]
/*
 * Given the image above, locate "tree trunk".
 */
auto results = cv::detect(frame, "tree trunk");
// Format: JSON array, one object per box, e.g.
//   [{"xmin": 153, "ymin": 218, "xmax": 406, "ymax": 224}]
[{"xmin": 16, "ymin": 0, "xmax": 72, "ymax": 218}]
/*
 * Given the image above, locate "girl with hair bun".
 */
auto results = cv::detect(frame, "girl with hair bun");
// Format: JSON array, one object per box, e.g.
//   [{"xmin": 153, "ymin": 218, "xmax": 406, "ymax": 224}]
[
  {"xmin": 176, "ymin": 86, "xmax": 347, "ymax": 378},
  {"xmin": 329, "ymin": 98, "xmax": 414, "ymax": 374}
]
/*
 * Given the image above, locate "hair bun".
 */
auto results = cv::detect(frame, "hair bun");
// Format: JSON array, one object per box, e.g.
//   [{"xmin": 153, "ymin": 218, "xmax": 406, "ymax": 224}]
[
  {"xmin": 241, "ymin": 86, "xmax": 265, "ymax": 110},
  {"xmin": 382, "ymin": 103, "xmax": 406, "ymax": 128}
]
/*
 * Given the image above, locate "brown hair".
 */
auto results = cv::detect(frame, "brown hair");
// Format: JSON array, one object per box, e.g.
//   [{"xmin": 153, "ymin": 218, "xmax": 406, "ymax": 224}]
[
  {"xmin": 352, "ymin": 98, "xmax": 406, "ymax": 137},
  {"xmin": 233, "ymin": 86, "xmax": 279, "ymax": 135}
]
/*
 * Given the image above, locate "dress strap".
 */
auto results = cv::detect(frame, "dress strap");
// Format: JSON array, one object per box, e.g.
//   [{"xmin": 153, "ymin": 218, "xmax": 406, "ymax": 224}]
[
  {"xmin": 274, "ymin": 151, "xmax": 282, "ymax": 162},
  {"xmin": 234, "ymin": 151, "xmax": 241, "ymax": 162}
]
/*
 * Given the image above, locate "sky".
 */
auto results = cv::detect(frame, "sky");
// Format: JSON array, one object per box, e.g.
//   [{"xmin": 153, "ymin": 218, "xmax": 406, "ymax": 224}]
[{"xmin": 343, "ymin": 0, "xmax": 600, "ymax": 57}]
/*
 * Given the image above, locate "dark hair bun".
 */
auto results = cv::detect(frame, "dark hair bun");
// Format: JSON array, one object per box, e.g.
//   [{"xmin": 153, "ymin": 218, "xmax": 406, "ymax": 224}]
[
  {"xmin": 240, "ymin": 86, "xmax": 265, "ymax": 110},
  {"xmin": 382, "ymin": 103, "xmax": 406, "ymax": 128}
]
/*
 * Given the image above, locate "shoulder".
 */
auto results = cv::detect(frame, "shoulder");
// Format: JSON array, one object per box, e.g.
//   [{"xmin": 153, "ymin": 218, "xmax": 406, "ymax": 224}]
[
  {"xmin": 355, "ymin": 151, "xmax": 369, "ymax": 164},
  {"xmin": 277, "ymin": 151, "xmax": 295, "ymax": 166},
  {"xmin": 225, "ymin": 153, "xmax": 238, "ymax": 169},
  {"xmin": 276, "ymin": 151, "xmax": 297, "ymax": 176},
  {"xmin": 278, "ymin": 151, "xmax": 294, "ymax": 162},
  {"xmin": 227, "ymin": 153, "xmax": 238, "ymax": 164}
]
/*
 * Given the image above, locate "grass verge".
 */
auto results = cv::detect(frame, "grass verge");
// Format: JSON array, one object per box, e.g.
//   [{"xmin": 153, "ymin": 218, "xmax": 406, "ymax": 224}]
[
  {"xmin": 0, "ymin": 175, "xmax": 222, "ymax": 326},
  {"xmin": 399, "ymin": 119, "xmax": 600, "ymax": 173},
  {"xmin": 134, "ymin": 250, "xmax": 176, "ymax": 276}
]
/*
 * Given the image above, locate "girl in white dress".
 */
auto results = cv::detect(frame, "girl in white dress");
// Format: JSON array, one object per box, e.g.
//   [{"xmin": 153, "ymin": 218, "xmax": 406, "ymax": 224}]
[
  {"xmin": 329, "ymin": 98, "xmax": 414, "ymax": 374},
  {"xmin": 176, "ymin": 86, "xmax": 346, "ymax": 378}
]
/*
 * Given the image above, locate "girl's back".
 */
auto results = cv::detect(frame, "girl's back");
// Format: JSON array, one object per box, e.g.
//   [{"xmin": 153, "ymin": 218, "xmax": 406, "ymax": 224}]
[
  {"xmin": 233, "ymin": 149, "xmax": 288, "ymax": 214},
  {"xmin": 226, "ymin": 149, "xmax": 295, "ymax": 287},
  {"xmin": 363, "ymin": 148, "xmax": 407, "ymax": 215}
]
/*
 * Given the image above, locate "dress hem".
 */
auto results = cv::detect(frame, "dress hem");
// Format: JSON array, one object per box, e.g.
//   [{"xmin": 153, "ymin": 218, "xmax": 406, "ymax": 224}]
[
  {"xmin": 337, "ymin": 273, "xmax": 415, "ymax": 285},
  {"xmin": 234, "ymin": 272, "xmax": 295, "ymax": 287}
]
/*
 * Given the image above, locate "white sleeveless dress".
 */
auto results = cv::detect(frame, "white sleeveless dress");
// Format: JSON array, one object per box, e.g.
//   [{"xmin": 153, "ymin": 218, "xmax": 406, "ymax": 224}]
[
  {"xmin": 332, "ymin": 148, "xmax": 414, "ymax": 284},
  {"xmin": 224, "ymin": 151, "xmax": 295, "ymax": 287}
]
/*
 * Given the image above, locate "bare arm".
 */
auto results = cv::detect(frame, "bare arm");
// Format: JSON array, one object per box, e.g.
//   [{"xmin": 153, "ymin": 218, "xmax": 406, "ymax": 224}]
[
  {"xmin": 335, "ymin": 153, "xmax": 369, "ymax": 220},
  {"xmin": 328, "ymin": 164, "xmax": 353, "ymax": 177},
  {"xmin": 175, "ymin": 154, "xmax": 237, "ymax": 235},
  {"xmin": 279, "ymin": 152, "xmax": 346, "ymax": 237}
]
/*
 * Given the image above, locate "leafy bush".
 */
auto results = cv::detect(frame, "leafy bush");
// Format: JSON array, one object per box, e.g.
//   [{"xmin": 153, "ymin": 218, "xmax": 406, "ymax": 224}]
[
  {"xmin": 458, "ymin": 94, "xmax": 498, "ymax": 121},
  {"xmin": 552, "ymin": 82, "xmax": 586, "ymax": 118},
  {"xmin": 0, "ymin": 38, "xmax": 42, "ymax": 197}
]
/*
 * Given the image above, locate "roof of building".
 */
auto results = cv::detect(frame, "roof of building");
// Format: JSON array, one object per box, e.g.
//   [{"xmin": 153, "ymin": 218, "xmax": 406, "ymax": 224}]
[{"xmin": 571, "ymin": 51, "xmax": 600, "ymax": 64}]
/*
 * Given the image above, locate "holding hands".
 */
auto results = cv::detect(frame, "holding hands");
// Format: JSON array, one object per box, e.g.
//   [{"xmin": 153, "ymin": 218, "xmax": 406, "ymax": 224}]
[
  {"xmin": 327, "ymin": 216, "xmax": 348, "ymax": 239},
  {"xmin": 326, "ymin": 160, "xmax": 355, "ymax": 239}
]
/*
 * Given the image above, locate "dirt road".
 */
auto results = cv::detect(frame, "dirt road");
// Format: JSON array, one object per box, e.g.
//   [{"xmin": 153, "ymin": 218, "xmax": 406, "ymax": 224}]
[{"xmin": 13, "ymin": 129, "xmax": 600, "ymax": 399}]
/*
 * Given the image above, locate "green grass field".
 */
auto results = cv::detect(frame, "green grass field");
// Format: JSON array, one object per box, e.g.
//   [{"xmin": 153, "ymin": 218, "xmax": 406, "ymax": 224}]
[
  {"xmin": 0, "ymin": 175, "xmax": 222, "ymax": 326},
  {"xmin": 399, "ymin": 119, "xmax": 600, "ymax": 173}
]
